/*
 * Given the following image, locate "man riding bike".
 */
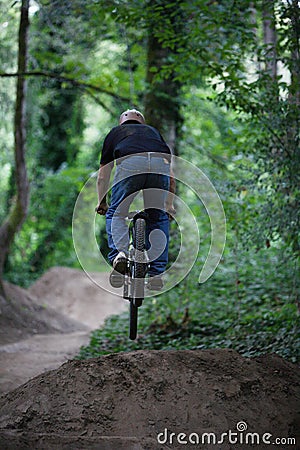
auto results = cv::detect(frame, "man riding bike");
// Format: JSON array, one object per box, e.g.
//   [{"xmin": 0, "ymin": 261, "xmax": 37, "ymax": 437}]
[{"xmin": 95, "ymin": 108, "xmax": 176, "ymax": 290}]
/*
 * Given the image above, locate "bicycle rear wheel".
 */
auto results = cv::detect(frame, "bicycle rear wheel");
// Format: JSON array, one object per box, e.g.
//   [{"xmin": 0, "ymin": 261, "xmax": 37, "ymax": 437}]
[
  {"xmin": 128, "ymin": 216, "xmax": 146, "ymax": 340},
  {"xmin": 133, "ymin": 217, "xmax": 146, "ymax": 302}
]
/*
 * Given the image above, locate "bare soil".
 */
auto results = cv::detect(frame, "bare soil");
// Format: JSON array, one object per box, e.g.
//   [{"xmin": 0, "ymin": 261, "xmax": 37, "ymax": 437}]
[
  {"xmin": 0, "ymin": 268, "xmax": 299, "ymax": 450},
  {"xmin": 0, "ymin": 268, "xmax": 126, "ymax": 394},
  {"xmin": 28, "ymin": 267, "xmax": 126, "ymax": 329},
  {"xmin": 0, "ymin": 280, "xmax": 87, "ymax": 345},
  {"xmin": 0, "ymin": 350, "xmax": 299, "ymax": 450}
]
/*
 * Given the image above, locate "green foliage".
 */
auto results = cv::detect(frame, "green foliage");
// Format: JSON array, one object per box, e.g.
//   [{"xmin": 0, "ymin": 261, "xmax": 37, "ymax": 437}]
[
  {"xmin": 78, "ymin": 246, "xmax": 299, "ymax": 362},
  {"xmin": 78, "ymin": 77, "xmax": 299, "ymax": 363},
  {"xmin": 134, "ymin": 0, "xmax": 300, "ymax": 256},
  {"xmin": 28, "ymin": 1, "xmax": 90, "ymax": 171},
  {"xmin": 1, "ymin": 0, "xmax": 298, "ymax": 363},
  {"xmin": 5, "ymin": 166, "xmax": 88, "ymax": 286}
]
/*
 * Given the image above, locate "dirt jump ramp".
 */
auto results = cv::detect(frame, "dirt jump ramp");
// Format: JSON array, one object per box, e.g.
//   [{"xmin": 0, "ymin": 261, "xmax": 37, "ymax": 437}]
[{"xmin": 0, "ymin": 349, "xmax": 299, "ymax": 450}]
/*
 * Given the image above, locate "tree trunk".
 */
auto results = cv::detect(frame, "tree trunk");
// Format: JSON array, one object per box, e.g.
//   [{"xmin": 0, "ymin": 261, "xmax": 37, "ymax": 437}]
[
  {"xmin": 287, "ymin": 0, "xmax": 300, "ymax": 107},
  {"xmin": 262, "ymin": 0, "xmax": 277, "ymax": 79},
  {"xmin": 0, "ymin": 0, "xmax": 30, "ymax": 297},
  {"xmin": 144, "ymin": 35, "xmax": 182, "ymax": 152},
  {"xmin": 143, "ymin": 1, "xmax": 183, "ymax": 153}
]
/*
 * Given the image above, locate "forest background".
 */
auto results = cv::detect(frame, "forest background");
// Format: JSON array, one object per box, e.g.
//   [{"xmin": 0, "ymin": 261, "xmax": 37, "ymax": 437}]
[{"xmin": 0, "ymin": 0, "xmax": 299, "ymax": 361}]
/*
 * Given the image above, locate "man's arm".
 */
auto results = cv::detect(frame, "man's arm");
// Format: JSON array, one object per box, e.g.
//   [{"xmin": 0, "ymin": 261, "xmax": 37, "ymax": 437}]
[
  {"xmin": 166, "ymin": 167, "xmax": 176, "ymax": 217},
  {"xmin": 95, "ymin": 162, "xmax": 113, "ymax": 215}
]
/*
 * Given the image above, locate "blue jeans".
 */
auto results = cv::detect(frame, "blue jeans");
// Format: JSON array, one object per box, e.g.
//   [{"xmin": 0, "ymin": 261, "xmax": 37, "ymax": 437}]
[{"xmin": 106, "ymin": 154, "xmax": 170, "ymax": 276}]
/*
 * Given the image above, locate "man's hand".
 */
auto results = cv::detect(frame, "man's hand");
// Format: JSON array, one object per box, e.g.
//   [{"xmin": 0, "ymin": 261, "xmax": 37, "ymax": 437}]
[{"xmin": 95, "ymin": 202, "xmax": 109, "ymax": 215}]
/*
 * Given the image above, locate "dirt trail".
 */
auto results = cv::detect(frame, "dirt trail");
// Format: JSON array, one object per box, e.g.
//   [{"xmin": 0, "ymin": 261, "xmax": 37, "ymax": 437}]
[
  {"xmin": 0, "ymin": 332, "xmax": 89, "ymax": 394},
  {"xmin": 0, "ymin": 268, "xmax": 126, "ymax": 394}
]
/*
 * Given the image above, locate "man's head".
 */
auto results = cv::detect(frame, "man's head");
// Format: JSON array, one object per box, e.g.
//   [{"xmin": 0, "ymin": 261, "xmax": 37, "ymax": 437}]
[{"xmin": 119, "ymin": 109, "xmax": 145, "ymax": 125}]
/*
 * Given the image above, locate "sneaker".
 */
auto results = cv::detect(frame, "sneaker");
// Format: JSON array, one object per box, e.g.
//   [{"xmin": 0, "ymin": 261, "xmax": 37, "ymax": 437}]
[
  {"xmin": 147, "ymin": 275, "xmax": 164, "ymax": 291},
  {"xmin": 109, "ymin": 270, "xmax": 124, "ymax": 288},
  {"xmin": 113, "ymin": 252, "xmax": 127, "ymax": 274}
]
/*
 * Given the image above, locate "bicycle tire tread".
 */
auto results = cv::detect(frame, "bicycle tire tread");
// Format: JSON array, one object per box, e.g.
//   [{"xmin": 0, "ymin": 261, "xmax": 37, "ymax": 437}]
[{"xmin": 134, "ymin": 218, "xmax": 146, "ymax": 299}]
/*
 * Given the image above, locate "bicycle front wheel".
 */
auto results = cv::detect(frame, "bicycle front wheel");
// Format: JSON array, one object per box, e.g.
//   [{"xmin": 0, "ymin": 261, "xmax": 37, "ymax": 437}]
[{"xmin": 129, "ymin": 301, "xmax": 138, "ymax": 340}]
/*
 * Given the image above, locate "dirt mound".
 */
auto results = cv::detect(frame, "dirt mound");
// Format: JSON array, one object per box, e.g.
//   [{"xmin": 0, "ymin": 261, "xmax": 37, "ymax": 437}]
[
  {"xmin": 0, "ymin": 268, "xmax": 127, "ymax": 394},
  {"xmin": 0, "ymin": 282, "xmax": 87, "ymax": 345},
  {"xmin": 28, "ymin": 267, "xmax": 126, "ymax": 328},
  {"xmin": 0, "ymin": 349, "xmax": 299, "ymax": 450}
]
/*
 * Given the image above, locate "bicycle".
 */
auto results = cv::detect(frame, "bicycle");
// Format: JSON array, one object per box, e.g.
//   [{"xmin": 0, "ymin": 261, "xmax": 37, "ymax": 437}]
[{"xmin": 110, "ymin": 210, "xmax": 149, "ymax": 340}]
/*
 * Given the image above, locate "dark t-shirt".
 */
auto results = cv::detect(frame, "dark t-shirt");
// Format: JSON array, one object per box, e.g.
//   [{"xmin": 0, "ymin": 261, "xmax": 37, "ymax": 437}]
[{"xmin": 100, "ymin": 123, "xmax": 171, "ymax": 165}]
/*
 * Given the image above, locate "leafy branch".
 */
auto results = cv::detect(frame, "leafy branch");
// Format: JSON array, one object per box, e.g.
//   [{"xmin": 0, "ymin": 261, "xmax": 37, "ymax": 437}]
[{"xmin": 0, "ymin": 70, "xmax": 130, "ymax": 103}]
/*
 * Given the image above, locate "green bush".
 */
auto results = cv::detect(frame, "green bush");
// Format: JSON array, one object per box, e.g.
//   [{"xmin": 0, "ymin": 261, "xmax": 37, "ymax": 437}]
[{"xmin": 78, "ymin": 245, "xmax": 299, "ymax": 363}]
